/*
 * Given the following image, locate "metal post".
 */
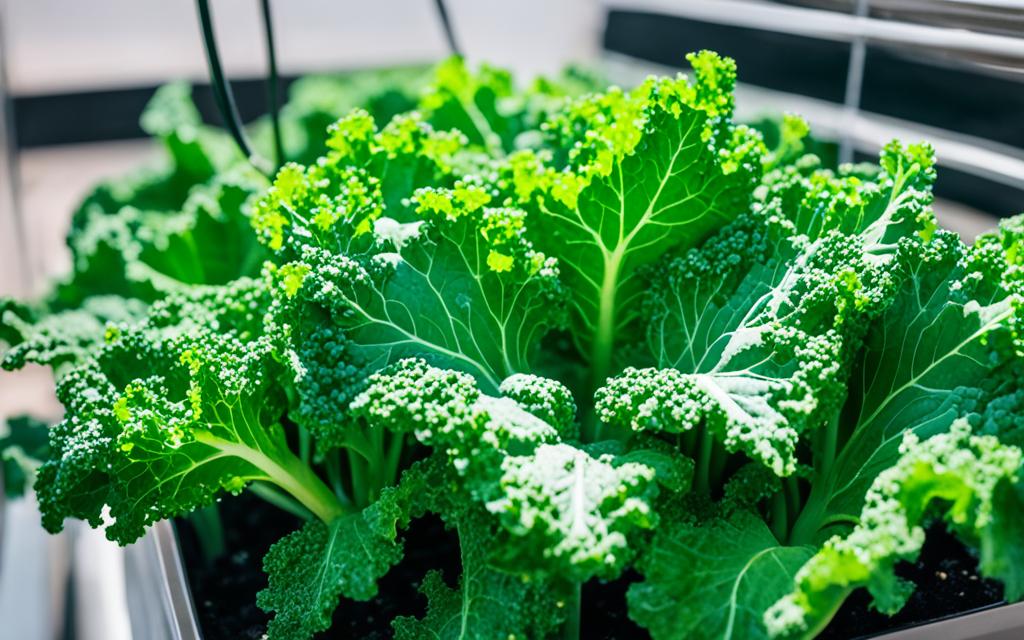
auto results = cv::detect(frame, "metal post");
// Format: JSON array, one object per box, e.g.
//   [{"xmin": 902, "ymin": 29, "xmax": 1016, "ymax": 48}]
[
  {"xmin": 0, "ymin": 2, "xmax": 29, "ymax": 296},
  {"xmin": 840, "ymin": 0, "xmax": 870, "ymax": 165}
]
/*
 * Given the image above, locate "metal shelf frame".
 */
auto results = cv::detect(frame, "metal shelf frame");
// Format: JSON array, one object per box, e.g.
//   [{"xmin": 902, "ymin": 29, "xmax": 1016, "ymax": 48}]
[
  {"xmin": 606, "ymin": 0, "xmax": 1024, "ymax": 60},
  {"xmin": 604, "ymin": 0, "xmax": 1024, "ymax": 204}
]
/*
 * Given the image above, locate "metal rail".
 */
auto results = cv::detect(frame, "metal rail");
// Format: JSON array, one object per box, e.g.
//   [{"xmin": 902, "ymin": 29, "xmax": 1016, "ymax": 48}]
[
  {"xmin": 606, "ymin": 0, "xmax": 1024, "ymax": 62},
  {"xmin": 603, "ymin": 52, "xmax": 1024, "ymax": 192}
]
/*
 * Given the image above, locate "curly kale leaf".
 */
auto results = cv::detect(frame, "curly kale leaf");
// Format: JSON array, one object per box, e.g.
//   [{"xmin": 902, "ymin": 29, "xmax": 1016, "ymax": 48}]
[
  {"xmin": 418, "ymin": 56, "xmax": 599, "ymax": 156},
  {"xmin": 1, "ymin": 416, "xmax": 50, "ymax": 498},
  {"xmin": 500, "ymin": 51, "xmax": 765, "ymax": 384},
  {"xmin": 253, "ymin": 65, "xmax": 427, "ymax": 165},
  {"xmin": 351, "ymin": 358, "xmax": 665, "ymax": 582},
  {"xmin": 596, "ymin": 142, "xmax": 936, "ymax": 476},
  {"xmin": 34, "ymin": 280, "xmax": 343, "ymax": 544},
  {"xmin": 44, "ymin": 83, "xmax": 266, "ymax": 310},
  {"xmin": 1, "ymin": 295, "xmax": 146, "ymax": 374},
  {"xmin": 256, "ymin": 114, "xmax": 565, "ymax": 392},
  {"xmin": 766, "ymin": 422, "xmax": 1024, "ymax": 638},
  {"xmin": 55, "ymin": 166, "xmax": 268, "ymax": 307},
  {"xmin": 794, "ymin": 217, "xmax": 1024, "ymax": 544},
  {"xmin": 259, "ymin": 459, "xmax": 436, "ymax": 640},
  {"xmin": 69, "ymin": 82, "xmax": 239, "ymax": 235}
]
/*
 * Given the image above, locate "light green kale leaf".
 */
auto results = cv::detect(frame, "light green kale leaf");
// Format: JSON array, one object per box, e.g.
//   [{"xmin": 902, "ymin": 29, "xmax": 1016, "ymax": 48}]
[
  {"xmin": 1, "ymin": 295, "xmax": 146, "ymax": 374},
  {"xmin": 766, "ymin": 421, "xmax": 1024, "ymax": 638},
  {"xmin": 596, "ymin": 142, "xmax": 937, "ymax": 475},
  {"xmin": 33, "ymin": 280, "xmax": 343, "ymax": 544},
  {"xmin": 255, "ymin": 113, "xmax": 565, "ymax": 392},
  {"xmin": 795, "ymin": 217, "xmax": 1024, "ymax": 544},
  {"xmin": 499, "ymin": 51, "xmax": 765, "ymax": 385}
]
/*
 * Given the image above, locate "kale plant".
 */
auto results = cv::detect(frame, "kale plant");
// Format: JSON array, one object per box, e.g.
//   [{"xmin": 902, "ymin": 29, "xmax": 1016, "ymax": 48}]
[{"xmin": 3, "ymin": 53, "xmax": 1023, "ymax": 640}]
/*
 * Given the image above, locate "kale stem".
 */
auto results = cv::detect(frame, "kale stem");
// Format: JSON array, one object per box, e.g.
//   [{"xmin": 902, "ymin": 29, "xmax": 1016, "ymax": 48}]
[
  {"xmin": 298, "ymin": 425, "xmax": 311, "ymax": 466},
  {"xmin": 249, "ymin": 481, "xmax": 314, "ymax": 520},
  {"xmin": 383, "ymin": 431, "xmax": 405, "ymax": 489},
  {"xmin": 788, "ymin": 490, "xmax": 827, "ymax": 547},
  {"xmin": 188, "ymin": 504, "xmax": 225, "ymax": 566},
  {"xmin": 258, "ymin": 0, "xmax": 284, "ymax": 167},
  {"xmin": 770, "ymin": 490, "xmax": 788, "ymax": 544},
  {"xmin": 432, "ymin": 0, "xmax": 461, "ymax": 57},
  {"xmin": 325, "ymin": 450, "xmax": 345, "ymax": 498},
  {"xmin": 819, "ymin": 513, "xmax": 860, "ymax": 529},
  {"xmin": 195, "ymin": 0, "xmax": 272, "ymax": 175},
  {"xmin": 797, "ymin": 589, "xmax": 852, "ymax": 640},
  {"xmin": 347, "ymin": 448, "xmax": 369, "ymax": 508},
  {"xmin": 708, "ymin": 438, "xmax": 728, "ymax": 491},
  {"xmin": 784, "ymin": 475, "xmax": 802, "ymax": 531},
  {"xmin": 194, "ymin": 430, "xmax": 346, "ymax": 522},
  {"xmin": 695, "ymin": 425, "xmax": 713, "ymax": 496},
  {"xmin": 561, "ymin": 582, "xmax": 581, "ymax": 640},
  {"xmin": 817, "ymin": 413, "xmax": 839, "ymax": 476}
]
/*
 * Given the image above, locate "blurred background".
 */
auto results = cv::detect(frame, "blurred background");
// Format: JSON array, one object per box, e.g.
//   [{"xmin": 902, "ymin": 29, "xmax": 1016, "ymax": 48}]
[{"xmin": 0, "ymin": 1, "xmax": 1021, "ymax": 638}]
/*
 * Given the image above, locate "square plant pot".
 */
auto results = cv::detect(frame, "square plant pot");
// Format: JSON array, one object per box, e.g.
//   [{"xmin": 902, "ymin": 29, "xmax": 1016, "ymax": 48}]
[{"xmin": 123, "ymin": 519, "xmax": 1024, "ymax": 640}]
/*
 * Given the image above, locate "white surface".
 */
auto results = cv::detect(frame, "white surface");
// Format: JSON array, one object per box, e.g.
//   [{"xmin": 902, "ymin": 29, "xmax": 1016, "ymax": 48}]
[
  {"xmin": 74, "ymin": 524, "xmax": 132, "ymax": 640},
  {"xmin": 0, "ymin": 495, "xmax": 71, "ymax": 640},
  {"xmin": 1, "ymin": 0, "xmax": 601, "ymax": 95}
]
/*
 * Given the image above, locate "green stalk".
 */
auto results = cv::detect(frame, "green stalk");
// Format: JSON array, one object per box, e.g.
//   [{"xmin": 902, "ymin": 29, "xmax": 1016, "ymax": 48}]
[
  {"xmin": 816, "ymin": 413, "xmax": 839, "ymax": 476},
  {"xmin": 708, "ymin": 438, "xmax": 728, "ymax": 491},
  {"xmin": 188, "ymin": 505, "xmax": 225, "ymax": 565},
  {"xmin": 784, "ymin": 476, "xmax": 802, "ymax": 531},
  {"xmin": 325, "ymin": 450, "xmax": 346, "ymax": 498},
  {"xmin": 249, "ymin": 481, "xmax": 314, "ymax": 520},
  {"xmin": 796, "ymin": 589, "xmax": 852, "ymax": 640},
  {"xmin": 561, "ymin": 582, "xmax": 581, "ymax": 640},
  {"xmin": 790, "ymin": 414, "xmax": 842, "ymax": 545},
  {"xmin": 347, "ymin": 448, "xmax": 370, "ymax": 509},
  {"xmin": 788, "ymin": 488, "xmax": 827, "ymax": 547},
  {"xmin": 194, "ymin": 431, "xmax": 346, "ymax": 522},
  {"xmin": 770, "ymin": 491, "xmax": 789, "ymax": 544},
  {"xmin": 694, "ymin": 425, "xmax": 713, "ymax": 496},
  {"xmin": 383, "ymin": 431, "xmax": 405, "ymax": 490},
  {"xmin": 298, "ymin": 425, "xmax": 311, "ymax": 466}
]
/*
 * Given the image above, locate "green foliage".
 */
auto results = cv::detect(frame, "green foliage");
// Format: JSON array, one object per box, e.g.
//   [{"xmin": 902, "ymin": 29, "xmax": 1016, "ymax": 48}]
[
  {"xmin": 258, "ymin": 462, "xmax": 431, "ymax": 639},
  {"xmin": 391, "ymin": 506, "xmax": 565, "ymax": 640},
  {"xmin": 351, "ymin": 358, "xmax": 666, "ymax": 584},
  {"xmin": 1, "ymin": 416, "xmax": 50, "ymax": 498},
  {"xmin": 766, "ymin": 421, "xmax": 1024, "ymax": 638},
  {"xmin": 253, "ymin": 111, "xmax": 566, "ymax": 392},
  {"xmin": 498, "ymin": 51, "xmax": 766, "ymax": 391},
  {"xmin": 5, "ymin": 54, "xmax": 1024, "ymax": 640},
  {"xmin": 32, "ymin": 280, "xmax": 345, "ymax": 543},
  {"xmin": 629, "ymin": 509, "xmax": 814, "ymax": 640}
]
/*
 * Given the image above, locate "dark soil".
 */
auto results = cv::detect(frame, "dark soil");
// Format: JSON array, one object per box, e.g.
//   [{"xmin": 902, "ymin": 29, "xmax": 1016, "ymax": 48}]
[{"xmin": 178, "ymin": 497, "xmax": 1003, "ymax": 639}]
